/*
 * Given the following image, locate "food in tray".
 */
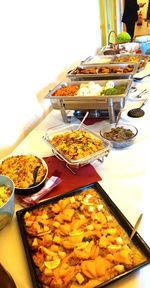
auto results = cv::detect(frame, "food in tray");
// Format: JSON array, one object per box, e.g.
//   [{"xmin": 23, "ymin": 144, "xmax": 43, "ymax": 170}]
[
  {"xmin": 100, "ymin": 124, "xmax": 138, "ymax": 149},
  {"xmin": 23, "ymin": 187, "xmax": 147, "ymax": 288},
  {"xmin": 111, "ymin": 55, "xmax": 150, "ymax": 72},
  {"xmin": 112, "ymin": 55, "xmax": 141, "ymax": 63},
  {"xmin": 85, "ymin": 56, "xmax": 113, "ymax": 64},
  {"xmin": 51, "ymin": 130, "xmax": 105, "ymax": 160},
  {"xmin": 52, "ymin": 81, "xmax": 127, "ymax": 97},
  {"xmin": 0, "ymin": 155, "xmax": 47, "ymax": 189},
  {"xmin": 52, "ymin": 84, "xmax": 80, "ymax": 96},
  {"xmin": 102, "ymin": 126, "xmax": 135, "ymax": 141},
  {"xmin": 72, "ymin": 64, "xmax": 134, "ymax": 75},
  {"xmin": 0, "ymin": 185, "xmax": 12, "ymax": 208}
]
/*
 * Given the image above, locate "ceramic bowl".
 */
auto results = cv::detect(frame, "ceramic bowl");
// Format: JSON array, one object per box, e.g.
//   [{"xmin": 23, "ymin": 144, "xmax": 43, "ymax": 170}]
[
  {"xmin": 0, "ymin": 175, "xmax": 15, "ymax": 230},
  {"xmin": 0, "ymin": 155, "xmax": 48, "ymax": 195}
]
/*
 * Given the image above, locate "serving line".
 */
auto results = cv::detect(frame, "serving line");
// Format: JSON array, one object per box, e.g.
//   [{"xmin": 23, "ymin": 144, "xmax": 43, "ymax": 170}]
[{"xmin": 0, "ymin": 77, "xmax": 150, "ymax": 287}]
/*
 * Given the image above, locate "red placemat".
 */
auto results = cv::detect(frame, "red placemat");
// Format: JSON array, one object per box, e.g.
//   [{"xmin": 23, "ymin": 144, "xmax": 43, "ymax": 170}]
[{"xmin": 43, "ymin": 156, "xmax": 102, "ymax": 199}]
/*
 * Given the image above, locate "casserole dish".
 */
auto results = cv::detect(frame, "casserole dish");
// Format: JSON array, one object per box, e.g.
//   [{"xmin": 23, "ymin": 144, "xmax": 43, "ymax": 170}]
[{"xmin": 43, "ymin": 123, "xmax": 112, "ymax": 169}]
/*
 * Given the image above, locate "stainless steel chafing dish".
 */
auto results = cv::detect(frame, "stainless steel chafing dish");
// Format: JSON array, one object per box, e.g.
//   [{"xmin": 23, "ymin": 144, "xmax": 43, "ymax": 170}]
[
  {"xmin": 81, "ymin": 55, "xmax": 114, "ymax": 65},
  {"xmin": 81, "ymin": 53, "xmax": 142, "ymax": 66},
  {"xmin": 67, "ymin": 63, "xmax": 138, "ymax": 81},
  {"xmin": 45, "ymin": 79, "xmax": 133, "ymax": 123}
]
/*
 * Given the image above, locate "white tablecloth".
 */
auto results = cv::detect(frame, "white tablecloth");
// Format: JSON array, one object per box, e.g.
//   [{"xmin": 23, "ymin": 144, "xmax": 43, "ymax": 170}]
[{"xmin": 0, "ymin": 77, "xmax": 150, "ymax": 288}]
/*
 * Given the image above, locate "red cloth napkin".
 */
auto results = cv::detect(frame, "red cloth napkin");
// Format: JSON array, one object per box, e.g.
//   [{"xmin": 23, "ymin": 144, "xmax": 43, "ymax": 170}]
[
  {"xmin": 83, "ymin": 118, "xmax": 106, "ymax": 125},
  {"xmin": 43, "ymin": 156, "xmax": 102, "ymax": 199}
]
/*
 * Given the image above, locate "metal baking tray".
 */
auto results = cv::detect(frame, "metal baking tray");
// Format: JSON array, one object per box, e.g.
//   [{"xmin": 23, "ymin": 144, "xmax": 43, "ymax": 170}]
[
  {"xmin": 16, "ymin": 182, "xmax": 150, "ymax": 288},
  {"xmin": 43, "ymin": 123, "xmax": 112, "ymax": 169},
  {"xmin": 67, "ymin": 63, "xmax": 138, "ymax": 80},
  {"xmin": 46, "ymin": 79, "xmax": 133, "ymax": 101},
  {"xmin": 81, "ymin": 55, "xmax": 114, "ymax": 65},
  {"xmin": 112, "ymin": 54, "xmax": 142, "ymax": 64},
  {"xmin": 81, "ymin": 54, "xmax": 142, "ymax": 66}
]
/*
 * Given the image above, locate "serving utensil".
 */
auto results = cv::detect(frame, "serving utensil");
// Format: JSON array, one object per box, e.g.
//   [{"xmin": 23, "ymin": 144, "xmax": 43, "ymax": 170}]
[
  {"xmin": 127, "ymin": 99, "xmax": 147, "ymax": 118},
  {"xmin": 135, "ymin": 89, "xmax": 148, "ymax": 98},
  {"xmin": 115, "ymin": 110, "xmax": 122, "ymax": 127},
  {"xmin": 29, "ymin": 166, "xmax": 40, "ymax": 187},
  {"xmin": 128, "ymin": 213, "xmax": 143, "ymax": 245},
  {"xmin": 77, "ymin": 111, "xmax": 89, "ymax": 130},
  {"xmin": 134, "ymin": 74, "xmax": 150, "ymax": 80}
]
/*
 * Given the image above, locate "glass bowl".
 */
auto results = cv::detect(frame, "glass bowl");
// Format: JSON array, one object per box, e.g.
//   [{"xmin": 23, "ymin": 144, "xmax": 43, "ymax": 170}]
[
  {"xmin": 100, "ymin": 123, "xmax": 138, "ymax": 149},
  {"xmin": 0, "ymin": 175, "xmax": 15, "ymax": 230},
  {"xmin": 43, "ymin": 123, "xmax": 112, "ymax": 169}
]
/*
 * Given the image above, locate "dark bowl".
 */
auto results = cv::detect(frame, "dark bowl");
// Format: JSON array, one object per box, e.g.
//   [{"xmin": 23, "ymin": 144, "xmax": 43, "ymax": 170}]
[{"xmin": 0, "ymin": 155, "xmax": 48, "ymax": 196}]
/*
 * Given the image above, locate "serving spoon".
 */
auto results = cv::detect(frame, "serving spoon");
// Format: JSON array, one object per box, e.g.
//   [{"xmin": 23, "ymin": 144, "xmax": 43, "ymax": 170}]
[
  {"xmin": 115, "ymin": 110, "xmax": 122, "ymax": 127},
  {"xmin": 127, "ymin": 100, "xmax": 147, "ymax": 118},
  {"xmin": 77, "ymin": 111, "xmax": 89, "ymax": 130},
  {"xmin": 29, "ymin": 165, "xmax": 40, "ymax": 187}
]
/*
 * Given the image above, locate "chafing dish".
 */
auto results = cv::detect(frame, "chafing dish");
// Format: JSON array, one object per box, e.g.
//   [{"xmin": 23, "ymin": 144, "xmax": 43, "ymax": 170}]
[
  {"xmin": 45, "ymin": 79, "xmax": 133, "ymax": 123},
  {"xmin": 81, "ymin": 55, "xmax": 114, "ymax": 65},
  {"xmin": 46, "ymin": 79, "xmax": 133, "ymax": 101},
  {"xmin": 67, "ymin": 63, "xmax": 138, "ymax": 81}
]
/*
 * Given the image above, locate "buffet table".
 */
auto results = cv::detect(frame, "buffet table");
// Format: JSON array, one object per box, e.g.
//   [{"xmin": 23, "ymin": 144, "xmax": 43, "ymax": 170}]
[{"xmin": 0, "ymin": 77, "xmax": 150, "ymax": 288}]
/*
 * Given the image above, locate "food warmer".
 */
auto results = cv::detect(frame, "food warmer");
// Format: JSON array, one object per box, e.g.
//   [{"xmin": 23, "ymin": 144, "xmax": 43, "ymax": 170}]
[{"xmin": 45, "ymin": 79, "xmax": 133, "ymax": 123}]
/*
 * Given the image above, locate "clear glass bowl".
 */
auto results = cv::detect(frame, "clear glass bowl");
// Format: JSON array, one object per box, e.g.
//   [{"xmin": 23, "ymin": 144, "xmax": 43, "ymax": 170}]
[{"xmin": 100, "ymin": 123, "xmax": 138, "ymax": 149}]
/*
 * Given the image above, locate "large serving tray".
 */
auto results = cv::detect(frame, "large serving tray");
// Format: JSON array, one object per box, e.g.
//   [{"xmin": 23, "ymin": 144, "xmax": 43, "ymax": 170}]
[
  {"xmin": 43, "ymin": 123, "xmax": 112, "ymax": 169},
  {"xmin": 67, "ymin": 63, "xmax": 138, "ymax": 81},
  {"xmin": 46, "ymin": 79, "xmax": 133, "ymax": 101},
  {"xmin": 81, "ymin": 55, "xmax": 115, "ymax": 65},
  {"xmin": 81, "ymin": 54, "xmax": 142, "ymax": 66},
  {"xmin": 16, "ymin": 182, "xmax": 150, "ymax": 288}
]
